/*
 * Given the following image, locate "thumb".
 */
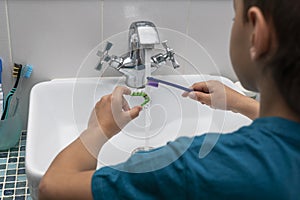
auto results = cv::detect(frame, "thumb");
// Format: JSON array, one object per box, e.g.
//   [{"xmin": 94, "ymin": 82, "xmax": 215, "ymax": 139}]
[{"xmin": 128, "ymin": 106, "xmax": 143, "ymax": 119}]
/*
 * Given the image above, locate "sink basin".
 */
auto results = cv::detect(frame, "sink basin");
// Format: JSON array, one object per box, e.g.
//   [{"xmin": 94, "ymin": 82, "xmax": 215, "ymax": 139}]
[{"xmin": 26, "ymin": 75, "xmax": 251, "ymax": 199}]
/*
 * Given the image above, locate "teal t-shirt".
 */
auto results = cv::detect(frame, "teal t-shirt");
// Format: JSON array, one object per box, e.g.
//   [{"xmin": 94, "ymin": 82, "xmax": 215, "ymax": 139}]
[{"xmin": 92, "ymin": 117, "xmax": 300, "ymax": 199}]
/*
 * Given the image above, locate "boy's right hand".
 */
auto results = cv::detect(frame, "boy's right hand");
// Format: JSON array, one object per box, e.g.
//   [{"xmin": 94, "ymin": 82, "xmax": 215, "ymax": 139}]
[
  {"xmin": 182, "ymin": 80, "xmax": 259, "ymax": 120},
  {"xmin": 182, "ymin": 80, "xmax": 241, "ymax": 111}
]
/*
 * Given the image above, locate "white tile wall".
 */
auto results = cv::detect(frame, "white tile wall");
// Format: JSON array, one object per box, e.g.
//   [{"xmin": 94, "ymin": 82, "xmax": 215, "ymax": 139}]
[
  {"xmin": 101, "ymin": 0, "xmax": 191, "ymax": 77},
  {"xmin": 0, "ymin": 0, "xmax": 13, "ymax": 95},
  {"xmin": 101, "ymin": 0, "xmax": 237, "ymax": 79},
  {"xmin": 7, "ymin": 0, "xmax": 102, "ymax": 79},
  {"xmin": 188, "ymin": 0, "xmax": 237, "ymax": 79},
  {"xmin": 1, "ymin": 0, "xmax": 237, "ymax": 128},
  {"xmin": 102, "ymin": 0, "xmax": 190, "ymax": 39},
  {"xmin": 6, "ymin": 0, "xmax": 102, "ymax": 128}
]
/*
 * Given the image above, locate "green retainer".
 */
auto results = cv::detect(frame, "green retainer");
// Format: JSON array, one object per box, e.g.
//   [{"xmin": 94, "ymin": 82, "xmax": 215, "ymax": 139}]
[{"xmin": 131, "ymin": 92, "xmax": 150, "ymax": 106}]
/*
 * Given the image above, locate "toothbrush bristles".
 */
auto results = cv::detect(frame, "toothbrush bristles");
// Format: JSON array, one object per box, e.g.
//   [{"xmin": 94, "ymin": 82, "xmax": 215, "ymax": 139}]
[
  {"xmin": 12, "ymin": 64, "xmax": 22, "ymax": 78},
  {"xmin": 147, "ymin": 81, "xmax": 159, "ymax": 88},
  {"xmin": 131, "ymin": 91, "xmax": 151, "ymax": 107}
]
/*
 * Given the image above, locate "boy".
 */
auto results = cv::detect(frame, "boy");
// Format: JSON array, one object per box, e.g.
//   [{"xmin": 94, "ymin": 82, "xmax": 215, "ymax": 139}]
[{"xmin": 39, "ymin": 0, "xmax": 300, "ymax": 199}]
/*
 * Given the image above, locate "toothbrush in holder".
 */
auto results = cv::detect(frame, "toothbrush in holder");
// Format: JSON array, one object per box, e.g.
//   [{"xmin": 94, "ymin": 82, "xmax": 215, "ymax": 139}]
[
  {"xmin": 147, "ymin": 77, "xmax": 193, "ymax": 92},
  {"xmin": 1, "ymin": 64, "xmax": 22, "ymax": 120}
]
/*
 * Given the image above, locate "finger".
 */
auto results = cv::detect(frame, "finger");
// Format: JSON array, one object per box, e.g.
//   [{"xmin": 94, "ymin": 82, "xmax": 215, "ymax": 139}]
[
  {"xmin": 112, "ymin": 86, "xmax": 132, "ymax": 111},
  {"xmin": 122, "ymin": 96, "xmax": 130, "ymax": 111},
  {"xmin": 188, "ymin": 92, "xmax": 197, "ymax": 100},
  {"xmin": 182, "ymin": 82, "xmax": 210, "ymax": 98},
  {"xmin": 182, "ymin": 86, "xmax": 194, "ymax": 97},
  {"xmin": 182, "ymin": 91, "xmax": 190, "ymax": 97},
  {"xmin": 189, "ymin": 92, "xmax": 211, "ymax": 105},
  {"xmin": 192, "ymin": 82, "xmax": 210, "ymax": 93},
  {"xmin": 182, "ymin": 92, "xmax": 188, "ymax": 97},
  {"xmin": 121, "ymin": 105, "xmax": 142, "ymax": 125},
  {"xmin": 113, "ymin": 86, "xmax": 131, "ymax": 96},
  {"xmin": 127, "ymin": 106, "xmax": 143, "ymax": 120}
]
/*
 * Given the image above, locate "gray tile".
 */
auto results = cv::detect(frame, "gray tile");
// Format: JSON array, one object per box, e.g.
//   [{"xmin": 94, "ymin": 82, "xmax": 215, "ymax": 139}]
[
  {"xmin": 16, "ymin": 181, "xmax": 26, "ymax": 188},
  {"xmin": 26, "ymin": 195, "xmax": 32, "ymax": 200},
  {"xmin": 8, "ymin": 158, "xmax": 17, "ymax": 163},
  {"xmin": 3, "ymin": 197, "xmax": 14, "ymax": 200},
  {"xmin": 15, "ymin": 196, "xmax": 26, "ymax": 200},
  {"xmin": 5, "ymin": 182, "xmax": 15, "ymax": 189},
  {"xmin": 6, "ymin": 169, "xmax": 16, "ymax": 175},
  {"xmin": 5, "ymin": 176, "xmax": 16, "ymax": 182},
  {"xmin": 18, "ymin": 163, "xmax": 25, "ymax": 169},
  {"xmin": 0, "ymin": 158, "xmax": 7, "ymax": 164},
  {"xmin": 0, "ymin": 164, "xmax": 6, "ymax": 169},
  {"xmin": 4, "ymin": 189, "xmax": 14, "ymax": 196},
  {"xmin": 9, "ymin": 152, "xmax": 18, "ymax": 157},
  {"xmin": 18, "ymin": 169, "xmax": 26, "ymax": 175},
  {"xmin": 16, "ymin": 188, "xmax": 26, "ymax": 195},
  {"xmin": 0, "ymin": 152, "xmax": 8, "ymax": 158}
]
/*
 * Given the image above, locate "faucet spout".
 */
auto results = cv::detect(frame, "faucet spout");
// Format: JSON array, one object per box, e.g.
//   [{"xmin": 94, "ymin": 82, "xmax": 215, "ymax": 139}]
[
  {"xmin": 118, "ymin": 21, "xmax": 160, "ymax": 88},
  {"xmin": 95, "ymin": 21, "xmax": 180, "ymax": 88}
]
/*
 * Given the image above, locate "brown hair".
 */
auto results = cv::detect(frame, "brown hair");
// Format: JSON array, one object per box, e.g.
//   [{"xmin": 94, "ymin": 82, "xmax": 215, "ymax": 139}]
[{"xmin": 243, "ymin": 0, "xmax": 300, "ymax": 115}]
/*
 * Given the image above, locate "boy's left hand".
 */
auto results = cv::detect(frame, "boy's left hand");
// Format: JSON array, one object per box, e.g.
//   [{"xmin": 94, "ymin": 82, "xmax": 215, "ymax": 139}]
[{"xmin": 88, "ymin": 86, "xmax": 142, "ymax": 139}]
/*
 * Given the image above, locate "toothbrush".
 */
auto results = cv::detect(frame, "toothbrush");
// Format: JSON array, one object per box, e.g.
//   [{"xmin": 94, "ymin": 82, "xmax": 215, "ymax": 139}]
[
  {"xmin": 1, "ymin": 64, "xmax": 22, "ymax": 120},
  {"xmin": 147, "ymin": 77, "xmax": 193, "ymax": 92},
  {"xmin": 23, "ymin": 64, "xmax": 33, "ymax": 78},
  {"xmin": 8, "ymin": 64, "xmax": 33, "ymax": 118}
]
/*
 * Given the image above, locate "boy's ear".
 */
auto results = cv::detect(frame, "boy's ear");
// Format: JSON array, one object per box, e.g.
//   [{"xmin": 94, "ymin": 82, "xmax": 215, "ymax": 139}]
[{"xmin": 247, "ymin": 7, "xmax": 271, "ymax": 61}]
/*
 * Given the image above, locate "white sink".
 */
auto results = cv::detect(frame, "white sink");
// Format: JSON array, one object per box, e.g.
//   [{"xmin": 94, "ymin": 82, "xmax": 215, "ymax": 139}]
[{"xmin": 26, "ymin": 75, "xmax": 251, "ymax": 199}]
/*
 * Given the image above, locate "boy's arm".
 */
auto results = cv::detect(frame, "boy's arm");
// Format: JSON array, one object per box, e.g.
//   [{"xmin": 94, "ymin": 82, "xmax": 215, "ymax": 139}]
[
  {"xmin": 38, "ymin": 135, "xmax": 100, "ymax": 200},
  {"xmin": 39, "ymin": 86, "xmax": 142, "ymax": 200},
  {"xmin": 229, "ymin": 93, "xmax": 259, "ymax": 120},
  {"xmin": 182, "ymin": 80, "xmax": 259, "ymax": 120}
]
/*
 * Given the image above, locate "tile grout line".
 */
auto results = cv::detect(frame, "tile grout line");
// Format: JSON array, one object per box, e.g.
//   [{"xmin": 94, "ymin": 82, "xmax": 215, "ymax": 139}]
[
  {"xmin": 23, "ymin": 130, "xmax": 30, "ymax": 198},
  {"xmin": 7, "ymin": 147, "xmax": 15, "ymax": 198},
  {"xmin": 100, "ymin": 0, "xmax": 104, "ymax": 43},
  {"xmin": 13, "ymin": 146, "xmax": 18, "ymax": 198},
  {"xmin": 2, "ymin": 147, "xmax": 9, "ymax": 197},
  {"xmin": 185, "ymin": 0, "xmax": 191, "ymax": 37},
  {"xmin": 24, "ymin": 130, "xmax": 31, "ymax": 199},
  {"xmin": 15, "ymin": 132, "xmax": 22, "ymax": 199},
  {"xmin": 4, "ymin": 0, "xmax": 13, "ymax": 65}
]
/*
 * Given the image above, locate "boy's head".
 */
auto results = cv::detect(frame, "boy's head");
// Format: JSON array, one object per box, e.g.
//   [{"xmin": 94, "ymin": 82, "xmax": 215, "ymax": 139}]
[{"xmin": 230, "ymin": 0, "xmax": 300, "ymax": 114}]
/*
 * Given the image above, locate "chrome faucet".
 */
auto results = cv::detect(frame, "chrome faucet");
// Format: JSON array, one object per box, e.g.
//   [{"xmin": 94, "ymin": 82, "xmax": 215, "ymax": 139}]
[{"xmin": 96, "ymin": 21, "xmax": 180, "ymax": 88}]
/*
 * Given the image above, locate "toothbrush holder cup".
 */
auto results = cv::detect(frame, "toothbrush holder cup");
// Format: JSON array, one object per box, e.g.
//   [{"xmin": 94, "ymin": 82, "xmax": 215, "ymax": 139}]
[{"xmin": 0, "ymin": 112, "xmax": 22, "ymax": 150}]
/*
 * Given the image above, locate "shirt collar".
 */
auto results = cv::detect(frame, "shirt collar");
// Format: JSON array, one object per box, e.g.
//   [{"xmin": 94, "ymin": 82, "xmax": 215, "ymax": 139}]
[{"xmin": 252, "ymin": 117, "xmax": 300, "ymax": 139}]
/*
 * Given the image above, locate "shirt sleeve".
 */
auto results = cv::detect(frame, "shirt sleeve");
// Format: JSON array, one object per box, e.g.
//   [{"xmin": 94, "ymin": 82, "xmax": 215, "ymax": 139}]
[{"xmin": 91, "ymin": 137, "xmax": 194, "ymax": 200}]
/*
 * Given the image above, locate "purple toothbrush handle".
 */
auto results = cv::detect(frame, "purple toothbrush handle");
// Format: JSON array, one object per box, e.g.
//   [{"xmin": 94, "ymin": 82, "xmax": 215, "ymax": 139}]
[{"xmin": 147, "ymin": 77, "xmax": 193, "ymax": 92}]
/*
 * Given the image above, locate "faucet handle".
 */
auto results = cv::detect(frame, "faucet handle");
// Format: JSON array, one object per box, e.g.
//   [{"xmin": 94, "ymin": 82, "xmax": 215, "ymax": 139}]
[
  {"xmin": 95, "ymin": 42, "xmax": 113, "ymax": 71},
  {"xmin": 162, "ymin": 40, "xmax": 180, "ymax": 69},
  {"xmin": 161, "ymin": 41, "xmax": 169, "ymax": 50}
]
